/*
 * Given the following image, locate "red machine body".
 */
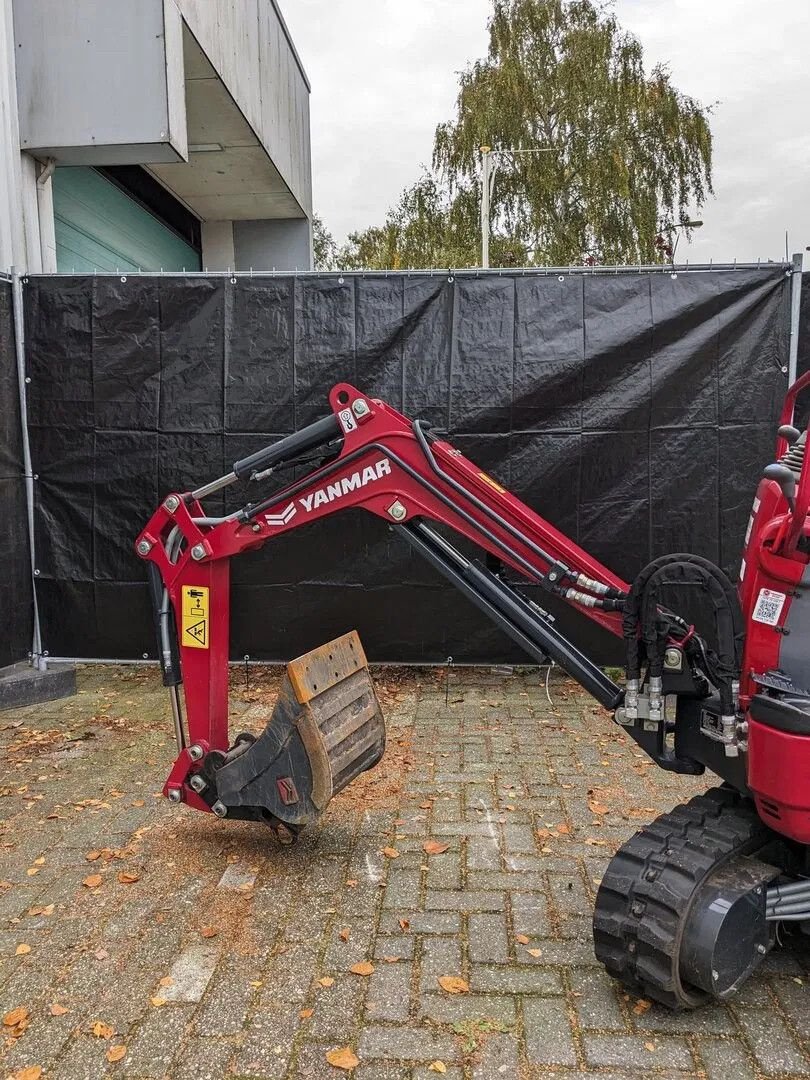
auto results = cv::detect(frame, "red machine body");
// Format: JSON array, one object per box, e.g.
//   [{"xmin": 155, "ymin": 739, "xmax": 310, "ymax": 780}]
[{"xmin": 137, "ymin": 376, "xmax": 810, "ymax": 844}]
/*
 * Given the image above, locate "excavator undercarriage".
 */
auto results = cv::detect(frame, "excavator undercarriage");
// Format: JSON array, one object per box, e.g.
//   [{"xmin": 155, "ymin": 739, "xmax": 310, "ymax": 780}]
[{"xmin": 137, "ymin": 375, "xmax": 810, "ymax": 1008}]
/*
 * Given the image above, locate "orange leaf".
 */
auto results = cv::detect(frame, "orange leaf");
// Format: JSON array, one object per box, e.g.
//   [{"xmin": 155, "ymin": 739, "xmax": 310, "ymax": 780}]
[
  {"xmin": 644, "ymin": 1041, "xmax": 657, "ymax": 1052},
  {"xmin": 556, "ymin": 823, "xmax": 571, "ymax": 835},
  {"xmin": 150, "ymin": 997, "xmax": 166, "ymax": 1008},
  {"xmin": 345, "ymin": 879, "xmax": 357, "ymax": 887},
  {"xmin": 381, "ymin": 847, "xmax": 400, "ymax": 859},
  {"xmin": 338, "ymin": 928, "xmax": 350, "ymax": 942},
  {"xmin": 325, "ymin": 1046, "xmax": 360, "ymax": 1071},
  {"xmin": 41, "ymin": 904, "xmax": 54, "ymax": 916},
  {"xmin": 515, "ymin": 934, "xmax": 530, "ymax": 945},
  {"xmin": 318, "ymin": 976, "xmax": 335, "ymax": 988},
  {"xmin": 200, "ymin": 926, "xmax": 218, "ymax": 938},
  {"xmin": 3, "ymin": 1006, "xmax": 29, "ymax": 1027},
  {"xmin": 91, "ymin": 1021, "xmax": 114, "ymax": 1039},
  {"xmin": 159, "ymin": 976, "xmax": 174, "ymax": 987},
  {"xmin": 398, "ymin": 918, "xmax": 410, "ymax": 931},
  {"xmin": 383, "ymin": 956, "xmax": 399, "ymax": 964},
  {"xmin": 117, "ymin": 872, "xmax": 140, "ymax": 884},
  {"xmin": 50, "ymin": 1003, "xmax": 69, "ymax": 1016},
  {"xmin": 12, "ymin": 1068, "xmax": 43, "ymax": 1080},
  {"xmin": 82, "ymin": 874, "xmax": 103, "ymax": 888},
  {"xmin": 422, "ymin": 840, "xmax": 449, "ymax": 856},
  {"xmin": 428, "ymin": 1063, "xmax": 448, "ymax": 1074},
  {"xmin": 437, "ymin": 975, "xmax": 469, "ymax": 994},
  {"xmin": 300, "ymin": 1008, "xmax": 314, "ymax": 1019},
  {"xmin": 106, "ymin": 1045, "xmax": 127, "ymax": 1063},
  {"xmin": 527, "ymin": 948, "xmax": 543, "ymax": 958},
  {"xmin": 85, "ymin": 850, "xmax": 102, "ymax": 862},
  {"xmin": 15, "ymin": 943, "xmax": 31, "ymax": 956},
  {"xmin": 350, "ymin": 961, "xmax": 374, "ymax": 977},
  {"xmin": 633, "ymin": 998, "xmax": 652, "ymax": 1016}
]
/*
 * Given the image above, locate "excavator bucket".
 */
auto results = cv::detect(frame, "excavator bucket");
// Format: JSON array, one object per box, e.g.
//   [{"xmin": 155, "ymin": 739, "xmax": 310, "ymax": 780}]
[{"xmin": 205, "ymin": 631, "xmax": 385, "ymax": 838}]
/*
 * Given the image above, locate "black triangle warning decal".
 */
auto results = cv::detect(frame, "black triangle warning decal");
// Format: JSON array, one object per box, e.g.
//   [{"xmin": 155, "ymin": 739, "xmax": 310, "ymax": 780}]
[{"xmin": 185, "ymin": 619, "xmax": 207, "ymax": 645}]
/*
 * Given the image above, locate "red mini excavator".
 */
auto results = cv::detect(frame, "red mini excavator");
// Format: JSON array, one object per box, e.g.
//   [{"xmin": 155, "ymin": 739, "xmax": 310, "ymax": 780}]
[{"xmin": 137, "ymin": 376, "xmax": 810, "ymax": 1009}]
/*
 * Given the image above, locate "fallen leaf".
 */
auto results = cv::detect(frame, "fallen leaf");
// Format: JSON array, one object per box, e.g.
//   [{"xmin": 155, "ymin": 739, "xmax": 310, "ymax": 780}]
[
  {"xmin": 325, "ymin": 1046, "xmax": 359, "ymax": 1071},
  {"xmin": 437, "ymin": 975, "xmax": 469, "ymax": 994},
  {"xmin": 339, "ymin": 928, "xmax": 350, "ymax": 942},
  {"xmin": 105, "ymin": 1044, "xmax": 127, "ymax": 1063},
  {"xmin": 132, "ymin": 799, "xmax": 145, "ymax": 807},
  {"xmin": 41, "ymin": 904, "xmax": 54, "ymax": 916},
  {"xmin": 383, "ymin": 956, "xmax": 399, "ymax": 964},
  {"xmin": 117, "ymin": 871, "xmax": 140, "ymax": 884},
  {"xmin": 249, "ymin": 980, "xmax": 263, "ymax": 988},
  {"xmin": 15, "ymin": 943, "xmax": 31, "ymax": 955},
  {"xmin": 3, "ymin": 1006, "xmax": 29, "ymax": 1027},
  {"xmin": 150, "ymin": 996, "xmax": 166, "ymax": 1007},
  {"xmin": 588, "ymin": 802, "xmax": 609, "ymax": 815},
  {"xmin": 345, "ymin": 879, "xmax": 357, "ymax": 888},
  {"xmin": 633, "ymin": 998, "xmax": 652, "ymax": 1015},
  {"xmin": 350, "ymin": 961, "xmax": 374, "ymax": 977},
  {"xmin": 159, "ymin": 976, "xmax": 174, "ymax": 987},
  {"xmin": 82, "ymin": 874, "xmax": 103, "ymax": 888},
  {"xmin": 423, "ymin": 840, "xmax": 450, "ymax": 856},
  {"xmin": 91, "ymin": 1021, "xmax": 114, "ymax": 1039},
  {"xmin": 95, "ymin": 949, "xmax": 109, "ymax": 961},
  {"xmin": 12, "ymin": 1068, "xmax": 42, "ymax": 1080},
  {"xmin": 419, "ymin": 801, "xmax": 433, "ymax": 809},
  {"xmin": 85, "ymin": 850, "xmax": 102, "ymax": 862},
  {"xmin": 319, "ymin": 976, "xmax": 335, "ymax": 988},
  {"xmin": 300, "ymin": 1008, "xmax": 314, "ymax": 1019},
  {"xmin": 381, "ymin": 847, "xmax": 400, "ymax": 859},
  {"xmin": 398, "ymin": 918, "xmax": 410, "ymax": 931},
  {"xmin": 515, "ymin": 934, "xmax": 530, "ymax": 945},
  {"xmin": 26, "ymin": 868, "xmax": 39, "ymax": 877},
  {"xmin": 50, "ymin": 1003, "xmax": 69, "ymax": 1016},
  {"xmin": 527, "ymin": 948, "xmax": 543, "ymax": 958},
  {"xmin": 428, "ymin": 1063, "xmax": 447, "ymax": 1074},
  {"xmin": 33, "ymin": 857, "xmax": 45, "ymax": 866},
  {"xmin": 200, "ymin": 926, "xmax": 218, "ymax": 938},
  {"xmin": 644, "ymin": 1041, "xmax": 657, "ymax": 1052},
  {"xmin": 557, "ymin": 823, "xmax": 571, "ymax": 835}
]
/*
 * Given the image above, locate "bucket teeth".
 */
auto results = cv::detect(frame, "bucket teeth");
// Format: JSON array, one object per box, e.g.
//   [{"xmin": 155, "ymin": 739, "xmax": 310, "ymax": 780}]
[{"xmin": 209, "ymin": 631, "xmax": 385, "ymax": 830}]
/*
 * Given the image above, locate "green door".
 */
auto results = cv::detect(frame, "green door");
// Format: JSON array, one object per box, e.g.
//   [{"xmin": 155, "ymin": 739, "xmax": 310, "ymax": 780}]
[{"xmin": 53, "ymin": 167, "xmax": 200, "ymax": 273}]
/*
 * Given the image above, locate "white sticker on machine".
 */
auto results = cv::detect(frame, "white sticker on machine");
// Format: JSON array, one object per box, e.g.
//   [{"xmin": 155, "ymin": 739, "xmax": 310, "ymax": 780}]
[
  {"xmin": 338, "ymin": 408, "xmax": 357, "ymax": 434},
  {"xmin": 752, "ymin": 587, "xmax": 787, "ymax": 626}
]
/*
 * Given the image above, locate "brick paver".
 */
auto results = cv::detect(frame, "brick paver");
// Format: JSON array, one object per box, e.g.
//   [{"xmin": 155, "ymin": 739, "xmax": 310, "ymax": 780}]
[{"xmin": 1, "ymin": 664, "xmax": 810, "ymax": 1078}]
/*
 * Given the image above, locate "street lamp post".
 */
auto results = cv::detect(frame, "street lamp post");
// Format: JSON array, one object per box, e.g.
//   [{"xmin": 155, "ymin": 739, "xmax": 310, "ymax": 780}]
[
  {"xmin": 480, "ymin": 145, "xmax": 553, "ymax": 269},
  {"xmin": 659, "ymin": 219, "xmax": 704, "ymax": 264}
]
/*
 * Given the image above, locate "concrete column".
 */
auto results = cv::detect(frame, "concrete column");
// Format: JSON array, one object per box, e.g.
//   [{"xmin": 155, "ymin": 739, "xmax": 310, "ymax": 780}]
[
  {"xmin": 201, "ymin": 220, "xmax": 235, "ymax": 271},
  {"xmin": 232, "ymin": 218, "xmax": 312, "ymax": 271},
  {"xmin": 0, "ymin": 0, "xmax": 27, "ymax": 272}
]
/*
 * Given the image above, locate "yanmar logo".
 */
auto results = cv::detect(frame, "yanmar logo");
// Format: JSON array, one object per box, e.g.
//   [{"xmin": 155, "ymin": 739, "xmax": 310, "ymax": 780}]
[{"xmin": 300, "ymin": 458, "xmax": 392, "ymax": 513}]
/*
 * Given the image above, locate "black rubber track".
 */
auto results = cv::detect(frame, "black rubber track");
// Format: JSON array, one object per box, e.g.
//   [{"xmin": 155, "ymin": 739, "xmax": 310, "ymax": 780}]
[{"xmin": 593, "ymin": 786, "xmax": 772, "ymax": 1009}]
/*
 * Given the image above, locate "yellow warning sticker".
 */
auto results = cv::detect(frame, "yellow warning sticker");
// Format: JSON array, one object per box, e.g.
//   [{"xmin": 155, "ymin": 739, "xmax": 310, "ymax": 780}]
[
  {"xmin": 477, "ymin": 470, "xmax": 506, "ymax": 494},
  {"xmin": 182, "ymin": 585, "xmax": 209, "ymax": 649}
]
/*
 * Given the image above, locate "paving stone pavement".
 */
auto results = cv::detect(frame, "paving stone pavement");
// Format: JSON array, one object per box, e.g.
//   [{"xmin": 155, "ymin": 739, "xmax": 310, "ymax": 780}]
[{"xmin": 1, "ymin": 664, "xmax": 810, "ymax": 1080}]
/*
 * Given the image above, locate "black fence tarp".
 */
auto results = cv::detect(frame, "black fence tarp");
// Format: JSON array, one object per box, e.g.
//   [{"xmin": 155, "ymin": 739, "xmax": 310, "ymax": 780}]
[
  {"xmin": 23, "ymin": 267, "xmax": 790, "ymax": 665},
  {"xmin": 0, "ymin": 278, "xmax": 33, "ymax": 668}
]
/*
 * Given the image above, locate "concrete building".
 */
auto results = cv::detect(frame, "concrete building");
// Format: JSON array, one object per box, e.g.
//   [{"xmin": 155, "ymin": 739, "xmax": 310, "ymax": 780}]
[{"xmin": 0, "ymin": 0, "xmax": 313, "ymax": 274}]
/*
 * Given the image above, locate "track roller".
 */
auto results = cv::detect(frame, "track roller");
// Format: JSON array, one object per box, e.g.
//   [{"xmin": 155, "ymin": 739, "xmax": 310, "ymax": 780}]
[{"xmin": 593, "ymin": 786, "xmax": 779, "ymax": 1008}]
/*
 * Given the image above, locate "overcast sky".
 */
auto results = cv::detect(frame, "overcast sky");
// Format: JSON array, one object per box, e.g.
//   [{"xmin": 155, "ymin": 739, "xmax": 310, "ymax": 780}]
[{"xmin": 283, "ymin": 0, "xmax": 809, "ymax": 266}]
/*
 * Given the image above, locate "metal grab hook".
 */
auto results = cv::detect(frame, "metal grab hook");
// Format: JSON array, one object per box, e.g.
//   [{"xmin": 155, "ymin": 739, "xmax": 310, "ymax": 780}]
[{"xmin": 445, "ymin": 656, "xmax": 454, "ymax": 708}]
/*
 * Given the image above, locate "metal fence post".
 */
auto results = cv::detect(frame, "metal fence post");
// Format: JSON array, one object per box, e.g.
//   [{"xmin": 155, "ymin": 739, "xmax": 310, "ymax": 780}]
[
  {"xmin": 788, "ymin": 252, "xmax": 803, "ymax": 385},
  {"xmin": 10, "ymin": 267, "xmax": 46, "ymax": 671}
]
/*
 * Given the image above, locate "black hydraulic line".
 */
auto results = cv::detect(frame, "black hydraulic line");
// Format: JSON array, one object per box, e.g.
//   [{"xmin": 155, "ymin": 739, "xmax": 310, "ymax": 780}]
[
  {"xmin": 232, "ymin": 414, "xmax": 342, "ymax": 480},
  {"xmin": 243, "ymin": 440, "xmax": 549, "ymax": 585},
  {"xmin": 147, "ymin": 562, "xmax": 181, "ymax": 687},
  {"xmin": 397, "ymin": 521, "xmax": 624, "ymax": 711},
  {"xmin": 412, "ymin": 420, "xmax": 626, "ymax": 600}
]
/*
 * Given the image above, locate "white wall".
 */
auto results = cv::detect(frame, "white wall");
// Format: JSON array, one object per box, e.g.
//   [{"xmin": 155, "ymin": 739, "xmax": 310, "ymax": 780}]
[{"xmin": 176, "ymin": 0, "xmax": 312, "ymax": 217}]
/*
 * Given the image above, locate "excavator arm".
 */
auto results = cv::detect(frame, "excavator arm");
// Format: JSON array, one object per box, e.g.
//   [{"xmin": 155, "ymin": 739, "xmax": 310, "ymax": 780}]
[{"xmin": 136, "ymin": 377, "xmax": 810, "ymax": 1010}]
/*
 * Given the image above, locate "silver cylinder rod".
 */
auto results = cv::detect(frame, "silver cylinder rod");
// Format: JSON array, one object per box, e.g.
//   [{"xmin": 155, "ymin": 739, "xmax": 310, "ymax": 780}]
[
  {"xmin": 191, "ymin": 471, "xmax": 239, "ymax": 501},
  {"xmin": 169, "ymin": 684, "xmax": 186, "ymax": 752},
  {"xmin": 766, "ymin": 878, "xmax": 810, "ymax": 899}
]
